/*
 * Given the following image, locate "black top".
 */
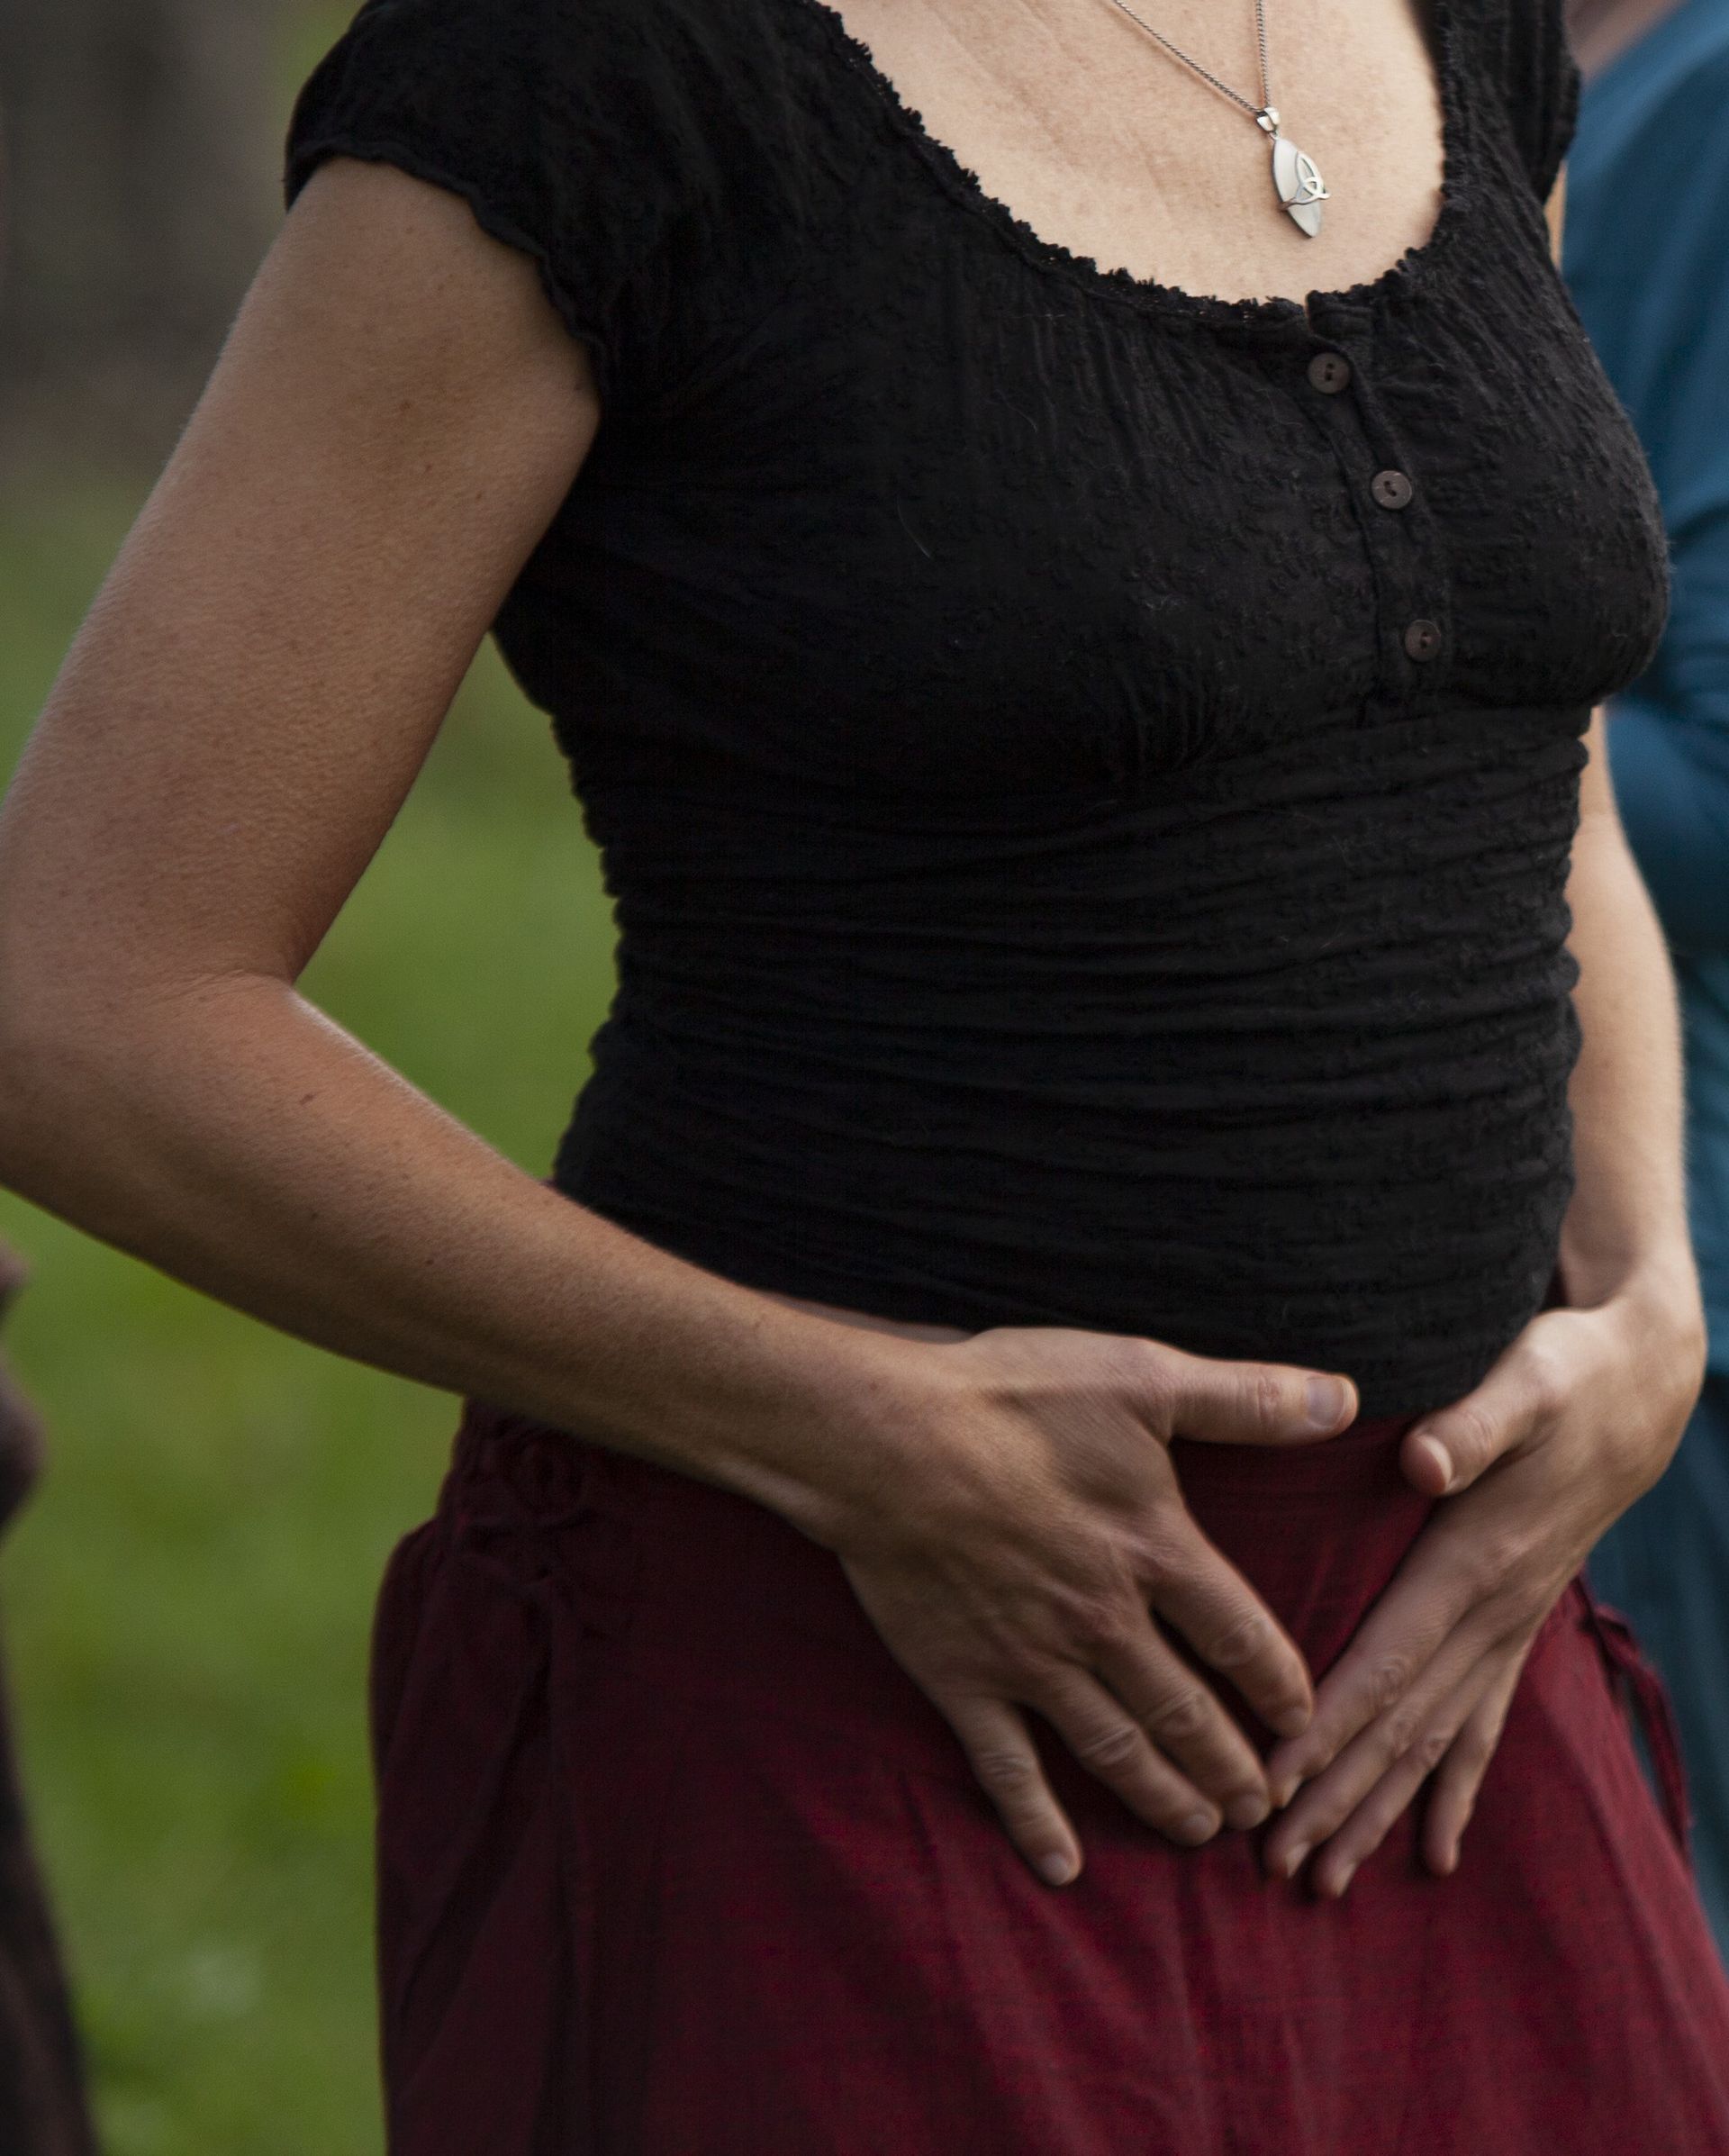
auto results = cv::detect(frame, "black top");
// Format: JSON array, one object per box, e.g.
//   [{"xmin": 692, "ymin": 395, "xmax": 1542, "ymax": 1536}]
[{"xmin": 285, "ymin": 0, "xmax": 1669, "ymax": 1416}]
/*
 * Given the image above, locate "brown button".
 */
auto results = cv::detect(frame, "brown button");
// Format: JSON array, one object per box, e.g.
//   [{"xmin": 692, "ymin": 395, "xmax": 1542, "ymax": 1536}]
[
  {"xmin": 1404, "ymin": 618, "xmax": 1444, "ymax": 661},
  {"xmin": 1371, "ymin": 468, "xmax": 1414, "ymax": 510},
  {"xmin": 1307, "ymin": 351, "xmax": 1353, "ymax": 394}
]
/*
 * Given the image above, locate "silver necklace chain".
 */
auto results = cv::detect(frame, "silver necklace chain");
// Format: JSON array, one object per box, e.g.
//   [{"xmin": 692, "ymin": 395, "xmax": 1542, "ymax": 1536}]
[
  {"xmin": 1090, "ymin": 0, "xmax": 1333, "ymax": 236},
  {"xmin": 1096, "ymin": 0, "xmax": 1273, "ymax": 127}
]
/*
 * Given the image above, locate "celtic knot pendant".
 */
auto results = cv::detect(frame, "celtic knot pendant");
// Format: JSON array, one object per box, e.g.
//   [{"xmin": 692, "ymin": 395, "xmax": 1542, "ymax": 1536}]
[{"xmin": 1255, "ymin": 107, "xmax": 1329, "ymax": 237}]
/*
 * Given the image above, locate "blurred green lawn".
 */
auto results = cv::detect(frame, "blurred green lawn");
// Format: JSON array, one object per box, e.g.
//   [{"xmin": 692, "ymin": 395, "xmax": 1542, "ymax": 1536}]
[{"xmin": 0, "ymin": 476, "xmax": 619, "ymax": 2152}]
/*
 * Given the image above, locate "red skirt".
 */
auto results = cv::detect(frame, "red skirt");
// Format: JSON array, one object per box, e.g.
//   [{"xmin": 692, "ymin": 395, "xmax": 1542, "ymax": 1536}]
[{"xmin": 370, "ymin": 1399, "xmax": 1729, "ymax": 2152}]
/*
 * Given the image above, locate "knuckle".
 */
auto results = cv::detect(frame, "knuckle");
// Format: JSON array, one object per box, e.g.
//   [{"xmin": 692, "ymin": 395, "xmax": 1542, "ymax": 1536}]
[
  {"xmin": 1471, "ymin": 1526, "xmax": 1534, "ymax": 1595},
  {"xmin": 1413, "ymin": 1725, "xmax": 1453, "ymax": 1773},
  {"xmin": 1129, "ymin": 1336, "xmax": 1176, "ymax": 1386},
  {"xmin": 1367, "ymin": 1653, "xmax": 1413, "ymax": 1716},
  {"xmin": 1380, "ymin": 1689, "xmax": 1431, "ymax": 1759},
  {"xmin": 1386, "ymin": 1700, "xmax": 1425, "ymax": 1760},
  {"xmin": 1092, "ymin": 1334, "xmax": 1152, "ymax": 1396},
  {"xmin": 1071, "ymin": 1719, "xmax": 1145, "ymax": 1774},
  {"xmin": 1132, "ymin": 1345, "xmax": 1181, "ymax": 1427},
  {"xmin": 1203, "ymin": 1608, "xmax": 1275, "ymax": 1672},
  {"xmin": 1144, "ymin": 1687, "xmax": 1210, "ymax": 1744},
  {"xmin": 970, "ymin": 1746, "xmax": 1041, "ymax": 1801},
  {"xmin": 1250, "ymin": 1367, "xmax": 1290, "ymax": 1434},
  {"xmin": 1071, "ymin": 1597, "xmax": 1141, "ymax": 1658},
  {"xmin": 1520, "ymin": 1343, "xmax": 1570, "ymax": 1425},
  {"xmin": 1133, "ymin": 1533, "xmax": 1183, "ymax": 1594}
]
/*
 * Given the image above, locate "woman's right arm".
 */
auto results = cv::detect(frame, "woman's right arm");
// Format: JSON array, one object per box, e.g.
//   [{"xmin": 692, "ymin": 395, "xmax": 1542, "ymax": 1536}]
[{"xmin": 0, "ymin": 157, "xmax": 1353, "ymax": 1881}]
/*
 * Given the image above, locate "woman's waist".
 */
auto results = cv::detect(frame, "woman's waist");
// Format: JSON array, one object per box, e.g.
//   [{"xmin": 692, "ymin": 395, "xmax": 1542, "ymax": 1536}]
[
  {"xmin": 552, "ymin": 1059, "xmax": 1567, "ymax": 1418},
  {"xmin": 578, "ymin": 970, "xmax": 1581, "ymax": 1148},
  {"xmin": 440, "ymin": 1396, "xmax": 1434, "ymax": 1778}
]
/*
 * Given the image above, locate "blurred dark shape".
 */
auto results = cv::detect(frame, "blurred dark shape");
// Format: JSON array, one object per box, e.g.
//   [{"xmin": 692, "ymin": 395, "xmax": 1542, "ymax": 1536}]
[
  {"xmin": 0, "ymin": 1254, "xmax": 95, "ymax": 2156},
  {"xmin": 0, "ymin": 0, "xmax": 287, "ymax": 481}
]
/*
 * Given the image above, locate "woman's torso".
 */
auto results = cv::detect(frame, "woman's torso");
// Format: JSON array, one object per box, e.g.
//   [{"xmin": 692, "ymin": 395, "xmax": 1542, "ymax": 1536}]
[{"xmin": 288, "ymin": 0, "xmax": 1670, "ymax": 1416}]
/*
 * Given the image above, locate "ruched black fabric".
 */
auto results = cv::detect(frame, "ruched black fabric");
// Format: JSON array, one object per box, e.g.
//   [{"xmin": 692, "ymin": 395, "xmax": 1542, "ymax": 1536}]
[{"xmin": 285, "ymin": 0, "xmax": 1669, "ymax": 1415}]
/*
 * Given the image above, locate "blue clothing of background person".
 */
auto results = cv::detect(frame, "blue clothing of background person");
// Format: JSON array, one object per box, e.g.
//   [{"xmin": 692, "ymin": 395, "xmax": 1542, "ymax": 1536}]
[{"xmin": 1564, "ymin": 0, "xmax": 1729, "ymax": 1959}]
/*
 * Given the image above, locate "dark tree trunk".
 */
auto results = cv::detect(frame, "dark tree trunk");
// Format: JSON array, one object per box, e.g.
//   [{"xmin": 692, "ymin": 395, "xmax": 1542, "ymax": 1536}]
[{"xmin": 0, "ymin": 0, "xmax": 287, "ymax": 480}]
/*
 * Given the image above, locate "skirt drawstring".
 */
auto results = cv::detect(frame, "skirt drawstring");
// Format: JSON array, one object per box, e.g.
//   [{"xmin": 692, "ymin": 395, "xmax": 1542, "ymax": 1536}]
[{"xmin": 1580, "ymin": 1581, "xmax": 1693, "ymax": 1856}]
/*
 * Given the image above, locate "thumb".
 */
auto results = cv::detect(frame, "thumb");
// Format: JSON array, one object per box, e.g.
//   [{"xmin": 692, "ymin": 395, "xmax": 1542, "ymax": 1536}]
[
  {"xmin": 1398, "ymin": 1334, "xmax": 1549, "ymax": 1496},
  {"xmin": 1158, "ymin": 1349, "xmax": 1358, "ymax": 1446}
]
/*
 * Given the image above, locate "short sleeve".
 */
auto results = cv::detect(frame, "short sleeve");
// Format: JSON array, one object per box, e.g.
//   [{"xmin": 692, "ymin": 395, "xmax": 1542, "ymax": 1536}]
[
  {"xmin": 282, "ymin": 0, "xmax": 711, "ymax": 410},
  {"xmin": 1489, "ymin": 0, "xmax": 1582, "ymax": 203}
]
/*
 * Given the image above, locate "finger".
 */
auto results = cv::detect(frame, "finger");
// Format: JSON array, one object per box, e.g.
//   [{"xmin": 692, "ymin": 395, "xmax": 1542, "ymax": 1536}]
[
  {"xmin": 1154, "ymin": 1348, "xmax": 1359, "ymax": 1448},
  {"xmin": 1036, "ymin": 1671, "xmax": 1224, "ymax": 1848},
  {"xmin": 1398, "ymin": 1322, "xmax": 1563, "ymax": 1497},
  {"xmin": 1097, "ymin": 1632, "xmax": 1274, "ymax": 1826},
  {"xmin": 1421, "ymin": 1656, "xmax": 1523, "ymax": 1876},
  {"xmin": 945, "ymin": 1696, "xmax": 1083, "ymax": 1887},
  {"xmin": 1304, "ymin": 1666, "xmax": 1488, "ymax": 1897},
  {"xmin": 1263, "ymin": 1500, "xmax": 1498, "ymax": 1802},
  {"xmin": 1144, "ymin": 1528, "xmax": 1315, "ymax": 1740},
  {"xmin": 1265, "ymin": 1629, "xmax": 1520, "ymax": 1880}
]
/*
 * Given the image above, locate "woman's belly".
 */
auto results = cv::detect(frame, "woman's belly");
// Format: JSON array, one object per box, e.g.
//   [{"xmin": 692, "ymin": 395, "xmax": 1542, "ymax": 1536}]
[{"xmin": 557, "ymin": 700, "xmax": 1589, "ymax": 1419}]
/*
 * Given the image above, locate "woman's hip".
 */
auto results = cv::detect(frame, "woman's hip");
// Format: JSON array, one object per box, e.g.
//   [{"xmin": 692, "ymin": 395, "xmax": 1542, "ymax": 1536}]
[{"xmin": 368, "ymin": 1400, "xmax": 1729, "ymax": 2154}]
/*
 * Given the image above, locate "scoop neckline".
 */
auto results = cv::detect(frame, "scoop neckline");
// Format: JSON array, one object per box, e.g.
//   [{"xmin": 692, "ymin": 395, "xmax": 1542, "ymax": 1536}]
[{"xmin": 785, "ymin": 0, "xmax": 1472, "ymax": 332}]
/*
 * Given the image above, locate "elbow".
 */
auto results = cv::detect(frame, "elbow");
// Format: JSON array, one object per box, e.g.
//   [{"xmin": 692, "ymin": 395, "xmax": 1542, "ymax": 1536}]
[
  {"xmin": 0, "ymin": 976, "xmax": 70, "ymax": 1188},
  {"xmin": 0, "ymin": 924, "xmax": 282, "ymax": 1197},
  {"xmin": 0, "ymin": 938, "xmax": 123, "ymax": 1191}
]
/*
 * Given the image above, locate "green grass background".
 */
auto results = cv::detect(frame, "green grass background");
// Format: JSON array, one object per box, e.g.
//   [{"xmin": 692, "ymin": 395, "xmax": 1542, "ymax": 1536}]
[{"xmin": 0, "ymin": 31, "xmax": 622, "ymax": 2130}]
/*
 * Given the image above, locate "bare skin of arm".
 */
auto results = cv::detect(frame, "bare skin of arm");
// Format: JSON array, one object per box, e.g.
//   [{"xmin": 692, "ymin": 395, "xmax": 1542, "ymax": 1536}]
[{"xmin": 0, "ymin": 158, "xmax": 1362, "ymax": 1889}]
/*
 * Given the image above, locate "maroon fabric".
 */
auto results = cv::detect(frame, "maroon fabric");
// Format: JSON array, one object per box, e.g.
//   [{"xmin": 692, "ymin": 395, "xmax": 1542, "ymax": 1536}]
[
  {"xmin": 0, "ymin": 1253, "xmax": 97, "ymax": 2156},
  {"xmin": 371, "ymin": 1400, "xmax": 1729, "ymax": 2153}
]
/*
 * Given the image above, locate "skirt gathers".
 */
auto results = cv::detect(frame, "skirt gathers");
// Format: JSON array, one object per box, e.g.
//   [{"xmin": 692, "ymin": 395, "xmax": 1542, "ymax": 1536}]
[{"xmin": 369, "ymin": 1398, "xmax": 1729, "ymax": 2154}]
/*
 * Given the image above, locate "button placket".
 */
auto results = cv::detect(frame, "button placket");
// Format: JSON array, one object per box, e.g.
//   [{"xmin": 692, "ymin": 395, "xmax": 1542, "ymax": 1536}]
[{"xmin": 1289, "ymin": 319, "xmax": 1451, "ymax": 702}]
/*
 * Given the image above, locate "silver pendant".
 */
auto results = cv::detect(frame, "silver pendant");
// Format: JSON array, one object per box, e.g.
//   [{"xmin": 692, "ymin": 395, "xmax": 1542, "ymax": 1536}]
[{"xmin": 1257, "ymin": 108, "xmax": 1329, "ymax": 237}]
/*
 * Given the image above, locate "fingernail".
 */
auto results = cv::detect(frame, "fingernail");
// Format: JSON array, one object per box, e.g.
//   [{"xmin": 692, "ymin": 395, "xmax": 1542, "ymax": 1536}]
[
  {"xmin": 1280, "ymin": 1840, "xmax": 1311, "ymax": 1880},
  {"xmin": 1269, "ymin": 1772, "xmax": 1303, "ymax": 1810},
  {"xmin": 1305, "ymin": 1377, "xmax": 1351, "ymax": 1433},
  {"xmin": 1272, "ymin": 1700, "xmax": 1312, "ymax": 1741},
  {"xmin": 1177, "ymin": 1809, "xmax": 1220, "ymax": 1845},
  {"xmin": 1037, "ymin": 1851, "xmax": 1077, "ymax": 1887},
  {"xmin": 1326, "ymin": 1862, "xmax": 1357, "ymax": 1898},
  {"xmin": 1226, "ymin": 1790, "xmax": 1271, "ymax": 1832},
  {"xmin": 1414, "ymin": 1436, "xmax": 1453, "ymax": 1492}
]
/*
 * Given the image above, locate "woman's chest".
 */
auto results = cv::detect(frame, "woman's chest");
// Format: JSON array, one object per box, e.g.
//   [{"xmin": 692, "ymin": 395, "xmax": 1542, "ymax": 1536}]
[
  {"xmin": 801, "ymin": 0, "xmax": 1451, "ymax": 307},
  {"xmin": 535, "ymin": 177, "xmax": 1668, "ymax": 797}
]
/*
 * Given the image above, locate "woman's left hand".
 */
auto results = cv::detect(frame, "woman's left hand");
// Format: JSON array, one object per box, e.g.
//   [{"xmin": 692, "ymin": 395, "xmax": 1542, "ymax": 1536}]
[{"xmin": 1260, "ymin": 1272, "xmax": 1706, "ymax": 1896}]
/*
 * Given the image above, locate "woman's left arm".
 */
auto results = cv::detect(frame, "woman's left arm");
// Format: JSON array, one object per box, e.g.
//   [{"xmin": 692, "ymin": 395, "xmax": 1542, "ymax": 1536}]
[{"xmin": 1259, "ymin": 709, "xmax": 1707, "ymax": 1891}]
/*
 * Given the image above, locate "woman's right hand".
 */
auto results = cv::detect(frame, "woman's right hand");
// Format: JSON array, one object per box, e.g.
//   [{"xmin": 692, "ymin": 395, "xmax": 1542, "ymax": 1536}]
[{"xmin": 810, "ymin": 1325, "xmax": 1356, "ymax": 1886}]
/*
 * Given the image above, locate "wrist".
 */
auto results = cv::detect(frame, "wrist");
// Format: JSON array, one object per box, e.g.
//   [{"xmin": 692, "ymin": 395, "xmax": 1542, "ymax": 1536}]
[
  {"xmin": 1613, "ymin": 1261, "xmax": 1708, "ymax": 1372},
  {"xmin": 1552, "ymin": 1239, "xmax": 1707, "ymax": 1392},
  {"xmin": 692, "ymin": 1306, "xmax": 960, "ymax": 1551},
  {"xmin": 1554, "ymin": 1227, "xmax": 1702, "ymax": 1326}
]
